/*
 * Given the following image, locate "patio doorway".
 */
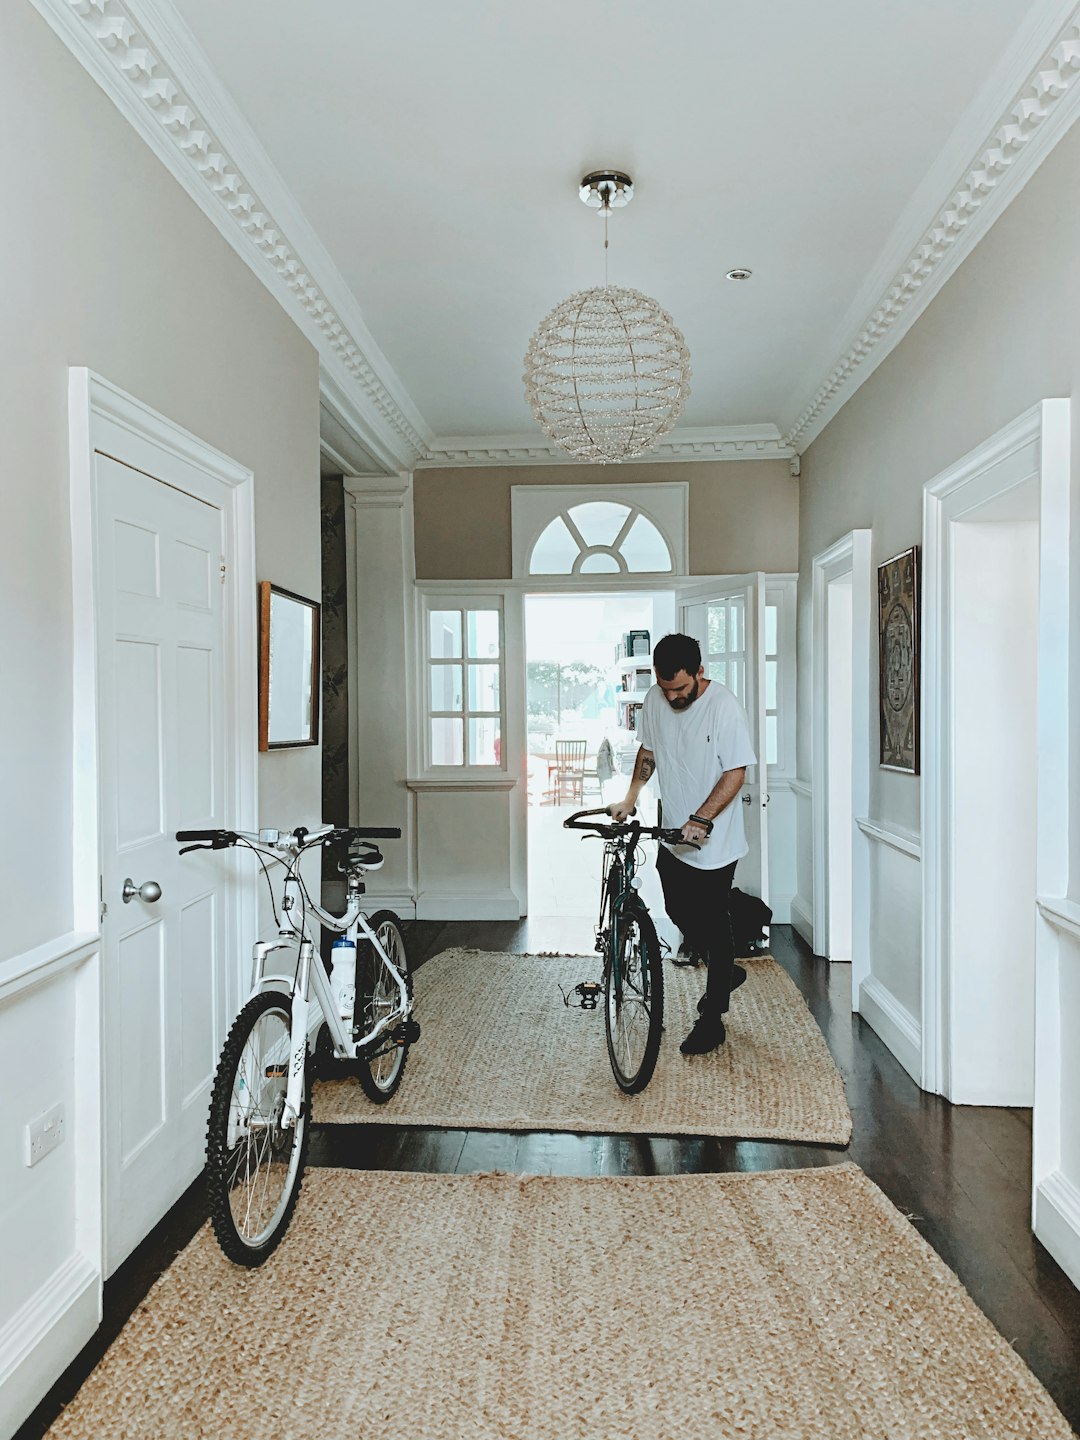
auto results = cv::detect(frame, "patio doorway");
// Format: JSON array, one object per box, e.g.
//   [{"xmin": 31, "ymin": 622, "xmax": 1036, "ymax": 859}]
[{"xmin": 525, "ymin": 591, "xmax": 675, "ymax": 920}]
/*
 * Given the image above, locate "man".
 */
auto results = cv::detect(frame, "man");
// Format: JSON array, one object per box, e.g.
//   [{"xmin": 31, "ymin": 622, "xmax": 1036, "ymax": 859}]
[{"xmin": 611, "ymin": 632, "xmax": 757, "ymax": 1055}]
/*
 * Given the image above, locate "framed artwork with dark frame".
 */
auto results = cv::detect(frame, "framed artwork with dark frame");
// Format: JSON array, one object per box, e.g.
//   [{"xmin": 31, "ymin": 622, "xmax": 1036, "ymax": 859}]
[
  {"xmin": 878, "ymin": 546, "xmax": 919, "ymax": 773},
  {"xmin": 258, "ymin": 581, "xmax": 321, "ymax": 751}
]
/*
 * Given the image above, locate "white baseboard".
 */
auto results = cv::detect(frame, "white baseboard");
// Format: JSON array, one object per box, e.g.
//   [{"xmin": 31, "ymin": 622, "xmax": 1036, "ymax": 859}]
[
  {"xmin": 415, "ymin": 889, "xmax": 521, "ymax": 921},
  {"xmin": 768, "ymin": 891, "xmax": 793, "ymax": 925},
  {"xmin": 858, "ymin": 974, "xmax": 922, "ymax": 1083},
  {"xmin": 0, "ymin": 1254, "xmax": 99, "ymax": 1440},
  {"xmin": 789, "ymin": 894, "xmax": 814, "ymax": 951},
  {"xmin": 1035, "ymin": 1169, "xmax": 1080, "ymax": 1294}
]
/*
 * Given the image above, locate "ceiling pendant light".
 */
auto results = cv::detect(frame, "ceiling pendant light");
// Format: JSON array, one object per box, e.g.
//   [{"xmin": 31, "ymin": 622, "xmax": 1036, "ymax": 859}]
[{"xmin": 523, "ymin": 170, "xmax": 691, "ymax": 464}]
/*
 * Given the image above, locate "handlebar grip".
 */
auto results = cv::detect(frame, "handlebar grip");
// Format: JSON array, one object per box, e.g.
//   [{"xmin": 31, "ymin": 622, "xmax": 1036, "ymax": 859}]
[
  {"xmin": 350, "ymin": 827, "xmax": 401, "ymax": 839},
  {"xmin": 176, "ymin": 829, "xmax": 235, "ymax": 843}
]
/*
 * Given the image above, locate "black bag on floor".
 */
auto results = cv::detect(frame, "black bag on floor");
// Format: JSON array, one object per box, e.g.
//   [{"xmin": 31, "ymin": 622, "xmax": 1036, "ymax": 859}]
[{"xmin": 729, "ymin": 887, "xmax": 772, "ymax": 957}]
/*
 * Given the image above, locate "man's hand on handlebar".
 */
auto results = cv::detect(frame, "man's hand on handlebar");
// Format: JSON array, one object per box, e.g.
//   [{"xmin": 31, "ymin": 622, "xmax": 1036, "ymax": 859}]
[
  {"xmin": 608, "ymin": 799, "xmax": 636, "ymax": 823},
  {"xmin": 680, "ymin": 818, "xmax": 709, "ymax": 846}
]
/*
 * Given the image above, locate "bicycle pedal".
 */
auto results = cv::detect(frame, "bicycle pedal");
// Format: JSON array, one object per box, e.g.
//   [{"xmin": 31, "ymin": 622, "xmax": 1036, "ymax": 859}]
[
  {"xmin": 399, "ymin": 1018, "xmax": 421, "ymax": 1045},
  {"xmin": 575, "ymin": 980, "xmax": 602, "ymax": 1010}
]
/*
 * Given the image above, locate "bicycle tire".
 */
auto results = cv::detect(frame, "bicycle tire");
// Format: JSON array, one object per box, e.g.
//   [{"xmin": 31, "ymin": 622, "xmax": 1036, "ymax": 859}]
[
  {"xmin": 604, "ymin": 900, "xmax": 664, "ymax": 1094},
  {"xmin": 355, "ymin": 910, "xmax": 412, "ymax": 1104},
  {"xmin": 206, "ymin": 989, "xmax": 310, "ymax": 1266}
]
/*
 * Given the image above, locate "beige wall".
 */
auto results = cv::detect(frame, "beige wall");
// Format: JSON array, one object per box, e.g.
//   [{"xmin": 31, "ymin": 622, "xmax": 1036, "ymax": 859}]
[
  {"xmin": 1, "ymin": 2, "xmax": 322, "ymax": 962},
  {"xmin": 797, "ymin": 111, "xmax": 1080, "ymax": 992},
  {"xmin": 413, "ymin": 458, "xmax": 798, "ymax": 578}
]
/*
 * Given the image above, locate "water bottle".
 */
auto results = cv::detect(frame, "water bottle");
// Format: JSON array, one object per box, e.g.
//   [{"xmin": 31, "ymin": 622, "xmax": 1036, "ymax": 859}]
[{"xmin": 330, "ymin": 935, "xmax": 356, "ymax": 1024}]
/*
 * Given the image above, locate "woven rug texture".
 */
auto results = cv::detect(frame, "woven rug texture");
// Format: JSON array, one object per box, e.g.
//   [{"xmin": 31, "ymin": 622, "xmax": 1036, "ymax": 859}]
[
  {"xmin": 46, "ymin": 1164, "xmax": 1072, "ymax": 1440},
  {"xmin": 313, "ymin": 948, "xmax": 852, "ymax": 1144}
]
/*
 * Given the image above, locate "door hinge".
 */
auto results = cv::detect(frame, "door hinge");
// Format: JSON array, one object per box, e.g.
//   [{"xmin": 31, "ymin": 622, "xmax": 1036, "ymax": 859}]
[{"xmin": 99, "ymin": 875, "xmax": 107, "ymax": 921}]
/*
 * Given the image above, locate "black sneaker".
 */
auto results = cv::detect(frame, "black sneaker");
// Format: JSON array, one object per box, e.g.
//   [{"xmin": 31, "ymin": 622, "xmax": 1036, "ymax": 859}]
[
  {"xmin": 672, "ymin": 942, "xmax": 700, "ymax": 968},
  {"xmin": 696, "ymin": 965, "xmax": 747, "ymax": 1014},
  {"xmin": 680, "ymin": 1015, "xmax": 726, "ymax": 1055}
]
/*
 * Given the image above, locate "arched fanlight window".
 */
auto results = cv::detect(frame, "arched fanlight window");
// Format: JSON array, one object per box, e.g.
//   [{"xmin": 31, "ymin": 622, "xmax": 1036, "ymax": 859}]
[{"xmin": 529, "ymin": 501, "xmax": 673, "ymax": 576}]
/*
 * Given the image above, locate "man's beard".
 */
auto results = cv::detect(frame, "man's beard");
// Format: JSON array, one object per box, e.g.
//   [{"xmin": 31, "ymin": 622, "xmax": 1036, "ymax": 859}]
[{"xmin": 669, "ymin": 678, "xmax": 700, "ymax": 710}]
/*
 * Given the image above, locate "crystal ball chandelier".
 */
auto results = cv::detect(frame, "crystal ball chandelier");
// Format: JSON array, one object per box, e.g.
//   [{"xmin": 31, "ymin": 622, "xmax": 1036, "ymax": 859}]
[{"xmin": 523, "ymin": 171, "xmax": 691, "ymax": 464}]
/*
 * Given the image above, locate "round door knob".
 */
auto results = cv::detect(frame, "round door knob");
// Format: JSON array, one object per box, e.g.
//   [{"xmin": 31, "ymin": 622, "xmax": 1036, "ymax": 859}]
[{"xmin": 122, "ymin": 878, "xmax": 162, "ymax": 904}]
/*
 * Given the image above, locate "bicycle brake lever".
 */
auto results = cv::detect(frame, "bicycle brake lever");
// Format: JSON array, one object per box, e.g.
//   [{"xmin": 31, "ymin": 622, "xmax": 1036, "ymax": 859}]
[{"xmin": 179, "ymin": 842, "xmax": 211, "ymax": 856}]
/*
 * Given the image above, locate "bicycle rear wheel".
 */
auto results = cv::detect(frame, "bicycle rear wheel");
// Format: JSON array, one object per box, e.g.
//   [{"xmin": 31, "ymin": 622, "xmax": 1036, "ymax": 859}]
[
  {"xmin": 605, "ymin": 901, "xmax": 664, "ymax": 1093},
  {"xmin": 206, "ymin": 990, "xmax": 310, "ymax": 1266},
  {"xmin": 355, "ymin": 910, "xmax": 413, "ymax": 1103}
]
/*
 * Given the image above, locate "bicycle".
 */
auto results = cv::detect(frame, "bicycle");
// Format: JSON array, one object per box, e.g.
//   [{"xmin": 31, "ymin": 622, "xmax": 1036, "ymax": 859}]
[
  {"xmin": 175, "ymin": 823, "xmax": 418, "ymax": 1265},
  {"xmin": 562, "ymin": 805, "xmax": 696, "ymax": 1094}
]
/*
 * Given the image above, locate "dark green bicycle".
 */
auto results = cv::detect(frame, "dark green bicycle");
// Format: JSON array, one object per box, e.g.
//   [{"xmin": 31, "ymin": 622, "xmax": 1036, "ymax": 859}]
[{"xmin": 564, "ymin": 806, "xmax": 691, "ymax": 1093}]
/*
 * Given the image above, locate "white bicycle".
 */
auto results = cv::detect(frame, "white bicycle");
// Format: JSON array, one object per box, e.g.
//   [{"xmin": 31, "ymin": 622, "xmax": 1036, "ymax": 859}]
[{"xmin": 176, "ymin": 823, "xmax": 418, "ymax": 1265}]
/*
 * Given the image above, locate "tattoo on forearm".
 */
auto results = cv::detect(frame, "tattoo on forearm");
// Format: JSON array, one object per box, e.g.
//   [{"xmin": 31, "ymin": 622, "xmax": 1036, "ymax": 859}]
[{"xmin": 640, "ymin": 755, "xmax": 655, "ymax": 781}]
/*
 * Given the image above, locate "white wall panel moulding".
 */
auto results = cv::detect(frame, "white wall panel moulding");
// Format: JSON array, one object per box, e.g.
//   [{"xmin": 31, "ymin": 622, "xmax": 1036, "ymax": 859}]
[
  {"xmin": 856, "ymin": 817, "xmax": 922, "ymax": 861},
  {"xmin": 420, "ymin": 425, "xmax": 794, "ymax": 468},
  {"xmin": 783, "ymin": 2, "xmax": 1080, "ymax": 451},
  {"xmin": 30, "ymin": 0, "xmax": 431, "ymax": 472},
  {"xmin": 1038, "ymin": 896, "xmax": 1080, "ymax": 941}
]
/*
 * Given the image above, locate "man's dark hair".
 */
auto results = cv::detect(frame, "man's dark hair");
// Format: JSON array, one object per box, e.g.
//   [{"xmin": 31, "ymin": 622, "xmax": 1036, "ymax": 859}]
[{"xmin": 653, "ymin": 633, "xmax": 702, "ymax": 680}]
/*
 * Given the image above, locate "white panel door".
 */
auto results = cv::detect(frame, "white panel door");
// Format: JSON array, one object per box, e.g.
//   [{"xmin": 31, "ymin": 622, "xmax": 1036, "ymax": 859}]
[
  {"xmin": 96, "ymin": 453, "xmax": 229, "ymax": 1273},
  {"xmin": 683, "ymin": 576, "xmax": 770, "ymax": 902}
]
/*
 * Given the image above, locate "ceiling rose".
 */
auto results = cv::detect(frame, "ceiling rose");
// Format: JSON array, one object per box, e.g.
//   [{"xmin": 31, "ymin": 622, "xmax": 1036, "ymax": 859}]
[{"xmin": 523, "ymin": 171, "xmax": 691, "ymax": 464}]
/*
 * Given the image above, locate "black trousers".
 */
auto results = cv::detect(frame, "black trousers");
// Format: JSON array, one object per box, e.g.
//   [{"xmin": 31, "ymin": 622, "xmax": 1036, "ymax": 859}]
[{"xmin": 656, "ymin": 846, "xmax": 738, "ymax": 1016}]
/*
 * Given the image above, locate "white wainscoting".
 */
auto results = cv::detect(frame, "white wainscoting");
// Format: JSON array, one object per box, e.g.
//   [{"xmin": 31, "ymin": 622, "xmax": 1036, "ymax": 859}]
[
  {"xmin": 409, "ymin": 782, "xmax": 524, "ymax": 921},
  {"xmin": 1033, "ymin": 900, "xmax": 1080, "ymax": 1290},
  {"xmin": 855, "ymin": 816, "xmax": 922, "ymax": 1079},
  {"xmin": 765, "ymin": 778, "xmax": 797, "ymax": 925},
  {"xmin": 0, "ymin": 932, "xmax": 101, "ymax": 1440},
  {"xmin": 858, "ymin": 975, "xmax": 922, "ymax": 1084},
  {"xmin": 788, "ymin": 779, "xmax": 815, "ymax": 951}
]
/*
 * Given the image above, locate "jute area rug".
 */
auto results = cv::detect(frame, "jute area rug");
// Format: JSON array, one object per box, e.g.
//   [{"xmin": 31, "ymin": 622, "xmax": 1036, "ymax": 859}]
[
  {"xmin": 47, "ymin": 1165, "xmax": 1072, "ymax": 1440},
  {"xmin": 313, "ymin": 948, "xmax": 852, "ymax": 1144}
]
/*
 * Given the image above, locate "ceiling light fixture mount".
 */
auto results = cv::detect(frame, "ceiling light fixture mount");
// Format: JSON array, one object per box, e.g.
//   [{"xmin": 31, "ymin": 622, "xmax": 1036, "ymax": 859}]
[
  {"xmin": 726, "ymin": 267, "xmax": 753, "ymax": 281},
  {"xmin": 523, "ymin": 169, "xmax": 691, "ymax": 465},
  {"xmin": 579, "ymin": 169, "xmax": 635, "ymax": 214}
]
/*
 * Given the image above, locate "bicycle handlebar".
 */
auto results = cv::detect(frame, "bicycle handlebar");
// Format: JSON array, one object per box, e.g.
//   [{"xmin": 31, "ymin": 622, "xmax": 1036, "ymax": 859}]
[
  {"xmin": 562, "ymin": 807, "xmax": 701, "ymax": 849},
  {"xmin": 175, "ymin": 824, "xmax": 401, "ymax": 856}
]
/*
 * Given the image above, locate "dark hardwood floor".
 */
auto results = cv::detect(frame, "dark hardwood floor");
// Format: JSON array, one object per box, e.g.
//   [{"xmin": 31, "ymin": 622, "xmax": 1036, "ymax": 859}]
[{"xmin": 17, "ymin": 923, "xmax": 1080, "ymax": 1438}]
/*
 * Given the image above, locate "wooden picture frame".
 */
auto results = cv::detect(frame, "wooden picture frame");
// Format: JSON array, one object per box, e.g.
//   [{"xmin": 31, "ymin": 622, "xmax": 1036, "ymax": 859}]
[
  {"xmin": 258, "ymin": 581, "xmax": 321, "ymax": 751},
  {"xmin": 878, "ymin": 546, "xmax": 919, "ymax": 773}
]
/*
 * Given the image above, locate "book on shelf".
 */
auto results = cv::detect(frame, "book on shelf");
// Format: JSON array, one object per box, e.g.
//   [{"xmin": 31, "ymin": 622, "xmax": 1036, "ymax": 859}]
[{"xmin": 615, "ymin": 629, "xmax": 650, "ymax": 661}]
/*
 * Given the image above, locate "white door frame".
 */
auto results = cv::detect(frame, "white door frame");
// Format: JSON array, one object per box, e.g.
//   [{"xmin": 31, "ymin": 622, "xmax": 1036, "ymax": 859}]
[
  {"xmin": 68, "ymin": 370, "xmax": 259, "ymax": 1259},
  {"xmin": 811, "ymin": 531, "xmax": 872, "ymax": 998},
  {"xmin": 921, "ymin": 400, "xmax": 1070, "ymax": 1107}
]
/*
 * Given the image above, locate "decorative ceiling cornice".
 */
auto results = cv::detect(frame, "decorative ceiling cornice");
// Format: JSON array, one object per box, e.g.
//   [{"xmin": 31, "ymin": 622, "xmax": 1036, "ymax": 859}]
[
  {"xmin": 420, "ymin": 425, "xmax": 795, "ymax": 468},
  {"xmin": 30, "ymin": 0, "xmax": 431, "ymax": 472},
  {"xmin": 31, "ymin": 0, "xmax": 1080, "ymax": 469},
  {"xmin": 782, "ymin": 5, "xmax": 1080, "ymax": 452}
]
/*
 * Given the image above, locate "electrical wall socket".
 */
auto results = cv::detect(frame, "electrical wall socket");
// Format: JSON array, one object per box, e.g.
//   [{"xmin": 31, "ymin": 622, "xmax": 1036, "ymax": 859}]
[{"xmin": 25, "ymin": 1103, "xmax": 65, "ymax": 1167}]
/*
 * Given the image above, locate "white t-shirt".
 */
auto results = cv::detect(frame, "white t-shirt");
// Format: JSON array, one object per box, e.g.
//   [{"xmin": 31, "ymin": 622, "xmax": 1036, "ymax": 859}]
[{"xmin": 636, "ymin": 680, "xmax": 757, "ymax": 870}]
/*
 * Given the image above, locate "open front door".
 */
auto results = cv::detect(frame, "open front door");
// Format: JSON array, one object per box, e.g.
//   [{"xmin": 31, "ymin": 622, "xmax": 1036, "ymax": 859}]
[{"xmin": 682, "ymin": 575, "xmax": 770, "ymax": 904}]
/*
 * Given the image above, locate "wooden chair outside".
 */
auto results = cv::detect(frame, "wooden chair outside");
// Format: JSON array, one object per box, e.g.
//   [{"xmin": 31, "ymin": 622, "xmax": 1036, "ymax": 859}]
[{"xmin": 549, "ymin": 738, "xmax": 587, "ymax": 804}]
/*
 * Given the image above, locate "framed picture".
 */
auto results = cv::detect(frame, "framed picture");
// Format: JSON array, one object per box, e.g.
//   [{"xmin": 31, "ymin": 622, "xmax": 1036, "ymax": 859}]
[
  {"xmin": 878, "ymin": 546, "xmax": 919, "ymax": 773},
  {"xmin": 258, "ymin": 582, "xmax": 321, "ymax": 751}
]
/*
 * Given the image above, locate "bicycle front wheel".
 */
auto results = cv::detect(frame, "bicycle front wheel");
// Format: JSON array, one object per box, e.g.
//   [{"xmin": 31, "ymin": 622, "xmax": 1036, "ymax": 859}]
[
  {"xmin": 355, "ymin": 910, "xmax": 412, "ymax": 1104},
  {"xmin": 605, "ymin": 901, "xmax": 664, "ymax": 1093},
  {"xmin": 206, "ymin": 990, "xmax": 310, "ymax": 1266}
]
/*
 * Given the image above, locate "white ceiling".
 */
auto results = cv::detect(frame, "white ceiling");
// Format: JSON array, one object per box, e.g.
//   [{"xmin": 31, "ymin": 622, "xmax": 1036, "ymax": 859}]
[{"xmin": 150, "ymin": 1, "xmax": 1068, "ymax": 452}]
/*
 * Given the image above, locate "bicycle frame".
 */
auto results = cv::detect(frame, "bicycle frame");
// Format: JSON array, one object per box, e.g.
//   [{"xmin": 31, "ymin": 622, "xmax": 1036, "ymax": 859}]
[
  {"xmin": 597, "ymin": 830, "xmax": 642, "ymax": 995},
  {"xmin": 247, "ymin": 850, "xmax": 410, "ymax": 1130}
]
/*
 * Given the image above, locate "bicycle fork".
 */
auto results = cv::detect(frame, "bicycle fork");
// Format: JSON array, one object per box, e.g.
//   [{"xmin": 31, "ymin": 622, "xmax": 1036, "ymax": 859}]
[{"xmin": 282, "ymin": 940, "xmax": 314, "ymax": 1129}]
